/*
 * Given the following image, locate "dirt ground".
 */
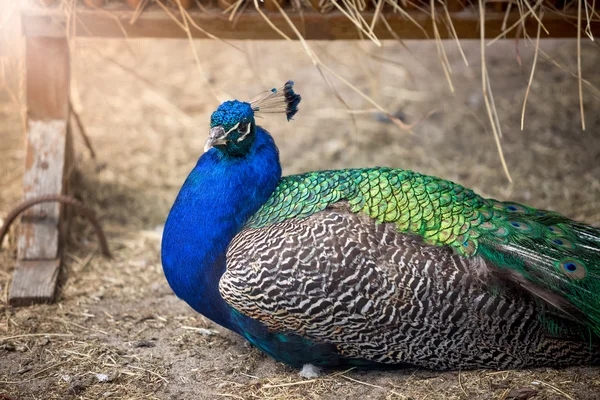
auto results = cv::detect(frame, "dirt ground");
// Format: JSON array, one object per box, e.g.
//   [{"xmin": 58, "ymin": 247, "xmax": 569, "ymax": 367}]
[{"xmin": 1, "ymin": 37, "xmax": 600, "ymax": 400}]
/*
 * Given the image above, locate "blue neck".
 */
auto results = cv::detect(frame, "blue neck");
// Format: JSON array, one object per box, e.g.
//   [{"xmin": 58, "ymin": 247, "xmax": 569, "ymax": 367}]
[{"xmin": 161, "ymin": 127, "xmax": 281, "ymax": 330}]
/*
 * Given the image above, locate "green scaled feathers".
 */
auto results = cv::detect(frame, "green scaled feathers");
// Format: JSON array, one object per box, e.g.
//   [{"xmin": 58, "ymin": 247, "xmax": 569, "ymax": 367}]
[
  {"xmin": 246, "ymin": 168, "xmax": 600, "ymax": 338},
  {"xmin": 247, "ymin": 168, "xmax": 484, "ymax": 255}
]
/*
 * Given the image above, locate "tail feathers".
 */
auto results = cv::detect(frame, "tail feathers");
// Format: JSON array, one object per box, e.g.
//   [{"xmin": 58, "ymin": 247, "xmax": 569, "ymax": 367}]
[
  {"xmin": 477, "ymin": 200, "xmax": 600, "ymax": 338},
  {"xmin": 572, "ymin": 223, "xmax": 600, "ymax": 245}
]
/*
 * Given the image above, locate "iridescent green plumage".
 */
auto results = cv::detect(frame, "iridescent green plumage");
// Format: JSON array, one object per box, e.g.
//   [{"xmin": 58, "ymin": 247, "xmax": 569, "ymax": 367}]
[{"xmin": 247, "ymin": 167, "xmax": 600, "ymax": 338}]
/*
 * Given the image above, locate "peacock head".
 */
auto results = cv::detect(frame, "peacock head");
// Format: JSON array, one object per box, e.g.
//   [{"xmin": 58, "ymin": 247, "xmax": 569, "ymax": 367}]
[
  {"xmin": 204, "ymin": 81, "xmax": 301, "ymax": 157},
  {"xmin": 206, "ymin": 100, "xmax": 256, "ymax": 156}
]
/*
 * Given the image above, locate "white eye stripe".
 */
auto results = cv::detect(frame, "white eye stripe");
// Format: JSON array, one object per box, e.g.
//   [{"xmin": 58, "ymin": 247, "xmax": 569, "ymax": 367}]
[
  {"xmin": 225, "ymin": 122, "xmax": 240, "ymax": 135},
  {"xmin": 237, "ymin": 123, "xmax": 252, "ymax": 142}
]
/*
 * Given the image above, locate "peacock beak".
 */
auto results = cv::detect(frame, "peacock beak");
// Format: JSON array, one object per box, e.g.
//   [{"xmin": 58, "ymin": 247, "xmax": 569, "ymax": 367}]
[{"xmin": 204, "ymin": 126, "xmax": 227, "ymax": 152}]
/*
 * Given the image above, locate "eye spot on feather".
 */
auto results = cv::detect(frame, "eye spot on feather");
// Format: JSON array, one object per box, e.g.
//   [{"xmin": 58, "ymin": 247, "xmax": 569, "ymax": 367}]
[
  {"xmin": 556, "ymin": 259, "xmax": 587, "ymax": 280},
  {"xmin": 508, "ymin": 221, "xmax": 533, "ymax": 233},
  {"xmin": 496, "ymin": 202, "xmax": 530, "ymax": 214},
  {"xmin": 460, "ymin": 240, "xmax": 477, "ymax": 256},
  {"xmin": 535, "ymin": 211, "xmax": 546, "ymax": 217},
  {"xmin": 547, "ymin": 225, "xmax": 565, "ymax": 235},
  {"xmin": 549, "ymin": 237, "xmax": 575, "ymax": 249}
]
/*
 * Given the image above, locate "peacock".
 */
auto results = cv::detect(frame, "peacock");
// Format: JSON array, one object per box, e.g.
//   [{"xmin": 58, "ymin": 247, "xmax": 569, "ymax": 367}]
[{"xmin": 161, "ymin": 81, "xmax": 600, "ymax": 371}]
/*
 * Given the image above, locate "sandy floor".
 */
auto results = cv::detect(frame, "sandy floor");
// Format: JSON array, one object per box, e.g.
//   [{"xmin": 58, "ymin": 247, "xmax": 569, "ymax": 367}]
[{"xmin": 1, "ymin": 37, "xmax": 600, "ymax": 399}]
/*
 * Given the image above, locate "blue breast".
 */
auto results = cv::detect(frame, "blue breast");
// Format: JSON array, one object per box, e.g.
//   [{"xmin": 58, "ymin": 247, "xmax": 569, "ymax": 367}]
[{"xmin": 161, "ymin": 127, "xmax": 280, "ymax": 329}]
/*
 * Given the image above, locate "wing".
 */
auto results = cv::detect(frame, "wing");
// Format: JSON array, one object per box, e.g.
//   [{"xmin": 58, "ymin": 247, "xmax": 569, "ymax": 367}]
[
  {"xmin": 245, "ymin": 168, "xmax": 600, "ymax": 338},
  {"xmin": 221, "ymin": 203, "xmax": 597, "ymax": 369}
]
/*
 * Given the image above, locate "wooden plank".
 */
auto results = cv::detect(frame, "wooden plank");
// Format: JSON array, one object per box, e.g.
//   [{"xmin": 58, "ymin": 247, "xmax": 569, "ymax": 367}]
[
  {"xmin": 10, "ymin": 37, "xmax": 71, "ymax": 306},
  {"xmin": 9, "ymin": 259, "xmax": 61, "ymax": 306},
  {"xmin": 21, "ymin": 5, "xmax": 599, "ymax": 40},
  {"xmin": 17, "ymin": 120, "xmax": 68, "ymax": 260}
]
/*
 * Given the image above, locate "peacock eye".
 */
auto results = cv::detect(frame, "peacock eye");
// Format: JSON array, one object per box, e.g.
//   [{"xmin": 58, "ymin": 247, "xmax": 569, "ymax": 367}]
[{"xmin": 238, "ymin": 123, "xmax": 250, "ymax": 135}]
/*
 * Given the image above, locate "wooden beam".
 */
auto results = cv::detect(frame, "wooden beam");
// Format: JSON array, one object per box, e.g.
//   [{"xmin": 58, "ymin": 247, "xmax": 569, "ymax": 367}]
[
  {"xmin": 9, "ymin": 37, "xmax": 72, "ymax": 306},
  {"xmin": 21, "ymin": 4, "xmax": 598, "ymax": 40}
]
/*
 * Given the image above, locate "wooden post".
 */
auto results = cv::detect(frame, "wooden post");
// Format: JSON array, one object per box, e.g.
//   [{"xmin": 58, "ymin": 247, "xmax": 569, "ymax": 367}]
[{"xmin": 9, "ymin": 37, "xmax": 72, "ymax": 306}]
